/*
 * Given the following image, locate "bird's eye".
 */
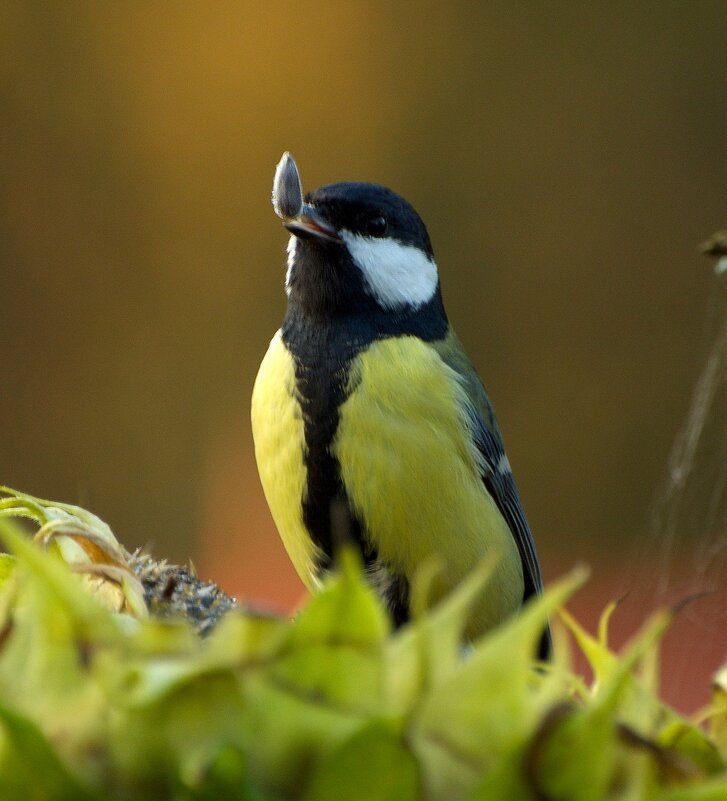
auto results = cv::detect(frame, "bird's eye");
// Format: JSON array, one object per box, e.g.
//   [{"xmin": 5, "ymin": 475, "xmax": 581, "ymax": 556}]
[{"xmin": 366, "ymin": 215, "xmax": 388, "ymax": 237}]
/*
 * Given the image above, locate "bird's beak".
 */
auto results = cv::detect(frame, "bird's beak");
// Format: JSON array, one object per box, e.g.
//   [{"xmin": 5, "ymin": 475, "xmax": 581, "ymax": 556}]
[
  {"xmin": 272, "ymin": 151, "xmax": 342, "ymax": 244},
  {"xmin": 284, "ymin": 204, "xmax": 342, "ymax": 244}
]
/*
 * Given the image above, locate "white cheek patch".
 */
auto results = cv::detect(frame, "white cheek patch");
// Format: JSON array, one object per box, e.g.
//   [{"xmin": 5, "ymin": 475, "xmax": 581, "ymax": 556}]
[
  {"xmin": 285, "ymin": 235, "xmax": 297, "ymax": 295},
  {"xmin": 340, "ymin": 230, "xmax": 439, "ymax": 310}
]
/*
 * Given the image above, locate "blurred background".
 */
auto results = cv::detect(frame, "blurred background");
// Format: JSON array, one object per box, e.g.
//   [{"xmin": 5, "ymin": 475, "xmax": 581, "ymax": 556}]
[{"xmin": 2, "ymin": 2, "xmax": 726, "ymax": 712}]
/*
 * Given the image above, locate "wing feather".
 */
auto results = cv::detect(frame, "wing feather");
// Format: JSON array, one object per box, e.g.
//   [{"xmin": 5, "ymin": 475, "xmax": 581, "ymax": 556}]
[{"xmin": 433, "ymin": 331, "xmax": 551, "ymax": 657}]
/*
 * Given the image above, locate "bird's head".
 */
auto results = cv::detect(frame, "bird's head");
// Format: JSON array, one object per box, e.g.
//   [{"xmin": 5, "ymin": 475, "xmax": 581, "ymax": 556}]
[{"xmin": 272, "ymin": 152, "xmax": 442, "ymax": 319}]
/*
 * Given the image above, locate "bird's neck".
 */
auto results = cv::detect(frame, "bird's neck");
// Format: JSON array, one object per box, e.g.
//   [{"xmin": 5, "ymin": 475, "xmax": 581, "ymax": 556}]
[{"xmin": 283, "ymin": 285, "xmax": 449, "ymax": 364}]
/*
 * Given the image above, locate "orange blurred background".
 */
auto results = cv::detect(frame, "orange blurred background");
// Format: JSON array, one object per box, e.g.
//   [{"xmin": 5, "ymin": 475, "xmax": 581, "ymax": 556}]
[{"xmin": 2, "ymin": 3, "xmax": 726, "ymax": 712}]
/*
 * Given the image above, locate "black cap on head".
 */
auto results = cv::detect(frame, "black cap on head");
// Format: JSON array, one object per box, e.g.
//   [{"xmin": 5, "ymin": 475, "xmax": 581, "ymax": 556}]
[
  {"xmin": 307, "ymin": 182, "xmax": 434, "ymax": 258},
  {"xmin": 273, "ymin": 152, "xmax": 445, "ymax": 331}
]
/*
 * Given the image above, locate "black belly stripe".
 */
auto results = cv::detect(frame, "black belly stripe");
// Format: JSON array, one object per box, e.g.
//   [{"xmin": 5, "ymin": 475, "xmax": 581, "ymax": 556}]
[
  {"xmin": 281, "ymin": 295, "xmax": 449, "ymax": 593},
  {"xmin": 295, "ymin": 355, "xmax": 365, "ymax": 570},
  {"xmin": 281, "ymin": 312, "xmax": 369, "ymax": 572}
]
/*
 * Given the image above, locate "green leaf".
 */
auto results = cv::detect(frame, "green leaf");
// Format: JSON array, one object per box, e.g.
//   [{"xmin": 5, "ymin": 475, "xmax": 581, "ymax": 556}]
[
  {"xmin": 236, "ymin": 673, "xmax": 366, "ymax": 799},
  {"xmin": 527, "ymin": 703, "xmax": 618, "ymax": 801},
  {"xmin": 178, "ymin": 745, "xmax": 270, "ymax": 801},
  {"xmin": 386, "ymin": 551, "xmax": 501, "ymax": 714},
  {"xmin": 0, "ymin": 521, "xmax": 119, "ymax": 640},
  {"xmin": 302, "ymin": 718, "xmax": 420, "ymax": 801},
  {"xmin": 0, "ymin": 489, "xmax": 725, "ymax": 800},
  {"xmin": 410, "ymin": 567, "xmax": 588, "ymax": 800},
  {"xmin": 0, "ymin": 555, "xmax": 15, "ymax": 587},
  {"xmin": 659, "ymin": 721, "xmax": 725, "ymax": 777},
  {"xmin": 270, "ymin": 547, "xmax": 388, "ymax": 712},
  {"xmin": 655, "ymin": 777, "xmax": 727, "ymax": 801},
  {"xmin": 0, "ymin": 703, "xmax": 101, "ymax": 801}
]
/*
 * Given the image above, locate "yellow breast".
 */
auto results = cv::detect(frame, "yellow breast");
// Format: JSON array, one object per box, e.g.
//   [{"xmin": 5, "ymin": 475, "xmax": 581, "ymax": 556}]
[
  {"xmin": 251, "ymin": 331, "xmax": 323, "ymax": 589},
  {"xmin": 334, "ymin": 337, "xmax": 523, "ymax": 634},
  {"xmin": 252, "ymin": 332, "xmax": 524, "ymax": 638}
]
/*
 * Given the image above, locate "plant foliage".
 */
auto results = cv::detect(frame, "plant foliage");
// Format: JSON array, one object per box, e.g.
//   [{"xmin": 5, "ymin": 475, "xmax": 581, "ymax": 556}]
[{"xmin": 0, "ymin": 487, "xmax": 725, "ymax": 800}]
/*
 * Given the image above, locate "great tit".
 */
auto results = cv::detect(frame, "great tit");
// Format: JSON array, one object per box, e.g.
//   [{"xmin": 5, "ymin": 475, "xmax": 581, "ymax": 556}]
[{"xmin": 252, "ymin": 152, "xmax": 549, "ymax": 656}]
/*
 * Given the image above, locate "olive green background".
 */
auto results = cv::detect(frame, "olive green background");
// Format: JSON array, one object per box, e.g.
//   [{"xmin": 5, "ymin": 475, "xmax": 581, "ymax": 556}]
[{"xmin": 1, "ymin": 3, "xmax": 726, "ymax": 708}]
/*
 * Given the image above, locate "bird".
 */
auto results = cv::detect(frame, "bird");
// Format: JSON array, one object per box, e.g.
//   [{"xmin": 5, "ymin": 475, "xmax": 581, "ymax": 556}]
[{"xmin": 252, "ymin": 152, "xmax": 549, "ymax": 656}]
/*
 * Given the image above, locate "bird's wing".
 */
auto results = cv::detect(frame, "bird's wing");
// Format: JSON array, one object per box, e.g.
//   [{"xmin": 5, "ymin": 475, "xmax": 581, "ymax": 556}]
[
  {"xmin": 468, "ymin": 418, "xmax": 544, "ymax": 600},
  {"xmin": 434, "ymin": 331, "xmax": 551, "ymax": 658},
  {"xmin": 432, "ymin": 332, "xmax": 545, "ymax": 603}
]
